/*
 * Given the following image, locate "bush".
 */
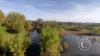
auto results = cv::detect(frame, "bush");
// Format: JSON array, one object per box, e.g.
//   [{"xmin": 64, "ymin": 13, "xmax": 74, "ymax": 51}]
[
  {"xmin": 40, "ymin": 23, "xmax": 63, "ymax": 56},
  {"xmin": 0, "ymin": 26, "xmax": 30, "ymax": 56},
  {"xmin": 0, "ymin": 25, "xmax": 11, "ymax": 55},
  {"xmin": 6, "ymin": 12, "xmax": 25, "ymax": 33},
  {"xmin": 0, "ymin": 10, "xmax": 5, "ymax": 22},
  {"xmin": 25, "ymin": 21, "xmax": 33, "ymax": 32},
  {"xmin": 8, "ymin": 33, "xmax": 30, "ymax": 56},
  {"xmin": 0, "ymin": 14, "xmax": 30, "ymax": 56}
]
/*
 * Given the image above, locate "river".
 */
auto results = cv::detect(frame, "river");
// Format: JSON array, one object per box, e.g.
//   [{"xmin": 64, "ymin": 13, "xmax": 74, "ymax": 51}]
[
  {"xmin": 31, "ymin": 31, "xmax": 100, "ymax": 56},
  {"xmin": 61, "ymin": 35, "xmax": 100, "ymax": 56}
]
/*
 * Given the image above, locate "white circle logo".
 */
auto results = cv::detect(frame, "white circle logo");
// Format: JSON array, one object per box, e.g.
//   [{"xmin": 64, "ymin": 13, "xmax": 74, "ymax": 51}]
[{"xmin": 78, "ymin": 38, "xmax": 91, "ymax": 51}]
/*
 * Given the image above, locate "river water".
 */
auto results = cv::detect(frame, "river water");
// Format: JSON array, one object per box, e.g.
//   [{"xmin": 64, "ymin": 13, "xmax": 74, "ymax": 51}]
[
  {"xmin": 31, "ymin": 31, "xmax": 100, "ymax": 56},
  {"xmin": 61, "ymin": 35, "xmax": 100, "ymax": 56}
]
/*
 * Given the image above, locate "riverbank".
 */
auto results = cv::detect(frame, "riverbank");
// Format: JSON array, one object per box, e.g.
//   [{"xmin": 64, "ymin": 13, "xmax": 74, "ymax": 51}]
[{"xmin": 61, "ymin": 31, "xmax": 100, "ymax": 36}]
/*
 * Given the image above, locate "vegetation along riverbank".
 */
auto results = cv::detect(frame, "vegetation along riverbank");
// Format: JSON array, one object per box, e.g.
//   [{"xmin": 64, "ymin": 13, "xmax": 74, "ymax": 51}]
[{"xmin": 0, "ymin": 10, "xmax": 100, "ymax": 56}]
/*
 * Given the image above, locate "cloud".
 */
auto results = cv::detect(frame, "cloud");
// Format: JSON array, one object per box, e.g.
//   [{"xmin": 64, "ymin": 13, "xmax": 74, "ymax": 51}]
[
  {"xmin": 1, "ymin": 0, "xmax": 100, "ymax": 22},
  {"xmin": 31, "ymin": 0, "xmax": 100, "ymax": 12},
  {"xmin": 37, "ymin": 3, "xmax": 100, "ymax": 23}
]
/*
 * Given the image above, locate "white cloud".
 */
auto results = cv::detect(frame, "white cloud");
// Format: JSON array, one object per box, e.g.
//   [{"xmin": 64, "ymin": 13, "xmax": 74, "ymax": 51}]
[{"xmin": 42, "ymin": 4, "xmax": 100, "ymax": 23}]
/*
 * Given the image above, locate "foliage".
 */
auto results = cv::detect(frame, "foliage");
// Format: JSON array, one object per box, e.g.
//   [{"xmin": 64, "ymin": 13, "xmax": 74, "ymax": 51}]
[
  {"xmin": 0, "ymin": 23, "xmax": 30, "ymax": 56},
  {"xmin": 40, "ymin": 23, "xmax": 64, "ymax": 56},
  {"xmin": 35, "ymin": 19, "xmax": 43, "ymax": 33},
  {"xmin": 9, "ymin": 33, "xmax": 30, "ymax": 56},
  {"xmin": 6, "ymin": 12, "xmax": 25, "ymax": 33},
  {"xmin": 2, "ymin": 9, "xmax": 100, "ymax": 56},
  {"xmin": 80, "ymin": 28, "xmax": 91, "ymax": 33},
  {"xmin": 0, "ymin": 11, "xmax": 30, "ymax": 56},
  {"xmin": 0, "ymin": 10, "xmax": 5, "ymax": 22},
  {"xmin": 0, "ymin": 25, "xmax": 11, "ymax": 51},
  {"xmin": 93, "ymin": 27, "xmax": 100, "ymax": 35},
  {"xmin": 25, "ymin": 21, "xmax": 33, "ymax": 32}
]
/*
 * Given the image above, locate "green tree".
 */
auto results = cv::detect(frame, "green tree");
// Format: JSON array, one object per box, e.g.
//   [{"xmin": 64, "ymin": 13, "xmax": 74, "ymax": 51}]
[
  {"xmin": 0, "ymin": 10, "xmax": 5, "ymax": 22},
  {"xmin": 0, "ymin": 22, "xmax": 30, "ymax": 56},
  {"xmin": 25, "ymin": 21, "xmax": 33, "ymax": 32},
  {"xmin": 6, "ymin": 12, "xmax": 25, "ymax": 33},
  {"xmin": 8, "ymin": 33, "xmax": 30, "ymax": 56},
  {"xmin": 40, "ymin": 23, "xmax": 63, "ymax": 56},
  {"xmin": 0, "ymin": 25, "xmax": 11, "ymax": 56},
  {"xmin": 0, "ymin": 11, "xmax": 31, "ymax": 56}
]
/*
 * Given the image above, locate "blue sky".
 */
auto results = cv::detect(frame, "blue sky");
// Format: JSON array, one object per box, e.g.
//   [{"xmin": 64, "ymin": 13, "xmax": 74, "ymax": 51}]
[{"xmin": 0, "ymin": 0, "xmax": 100, "ymax": 22}]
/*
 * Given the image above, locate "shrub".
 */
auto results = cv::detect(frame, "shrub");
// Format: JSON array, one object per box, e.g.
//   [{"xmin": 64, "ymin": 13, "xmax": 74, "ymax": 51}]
[
  {"xmin": 40, "ymin": 23, "xmax": 63, "ymax": 56},
  {"xmin": 6, "ymin": 12, "xmax": 25, "ymax": 33}
]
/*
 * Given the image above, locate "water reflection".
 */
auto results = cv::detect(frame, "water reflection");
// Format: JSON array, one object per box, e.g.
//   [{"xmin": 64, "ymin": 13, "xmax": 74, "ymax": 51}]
[
  {"xmin": 26, "ymin": 31, "xmax": 41, "ymax": 56},
  {"xmin": 61, "ymin": 35, "xmax": 100, "ymax": 56},
  {"xmin": 27, "ymin": 31, "xmax": 100, "ymax": 56}
]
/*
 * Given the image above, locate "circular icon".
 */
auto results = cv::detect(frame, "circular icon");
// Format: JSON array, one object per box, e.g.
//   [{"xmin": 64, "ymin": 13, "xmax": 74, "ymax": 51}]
[{"xmin": 78, "ymin": 38, "xmax": 91, "ymax": 51}]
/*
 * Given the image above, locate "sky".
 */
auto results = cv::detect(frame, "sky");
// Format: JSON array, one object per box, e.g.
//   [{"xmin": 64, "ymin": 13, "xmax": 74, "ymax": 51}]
[{"xmin": 0, "ymin": 0, "xmax": 100, "ymax": 23}]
